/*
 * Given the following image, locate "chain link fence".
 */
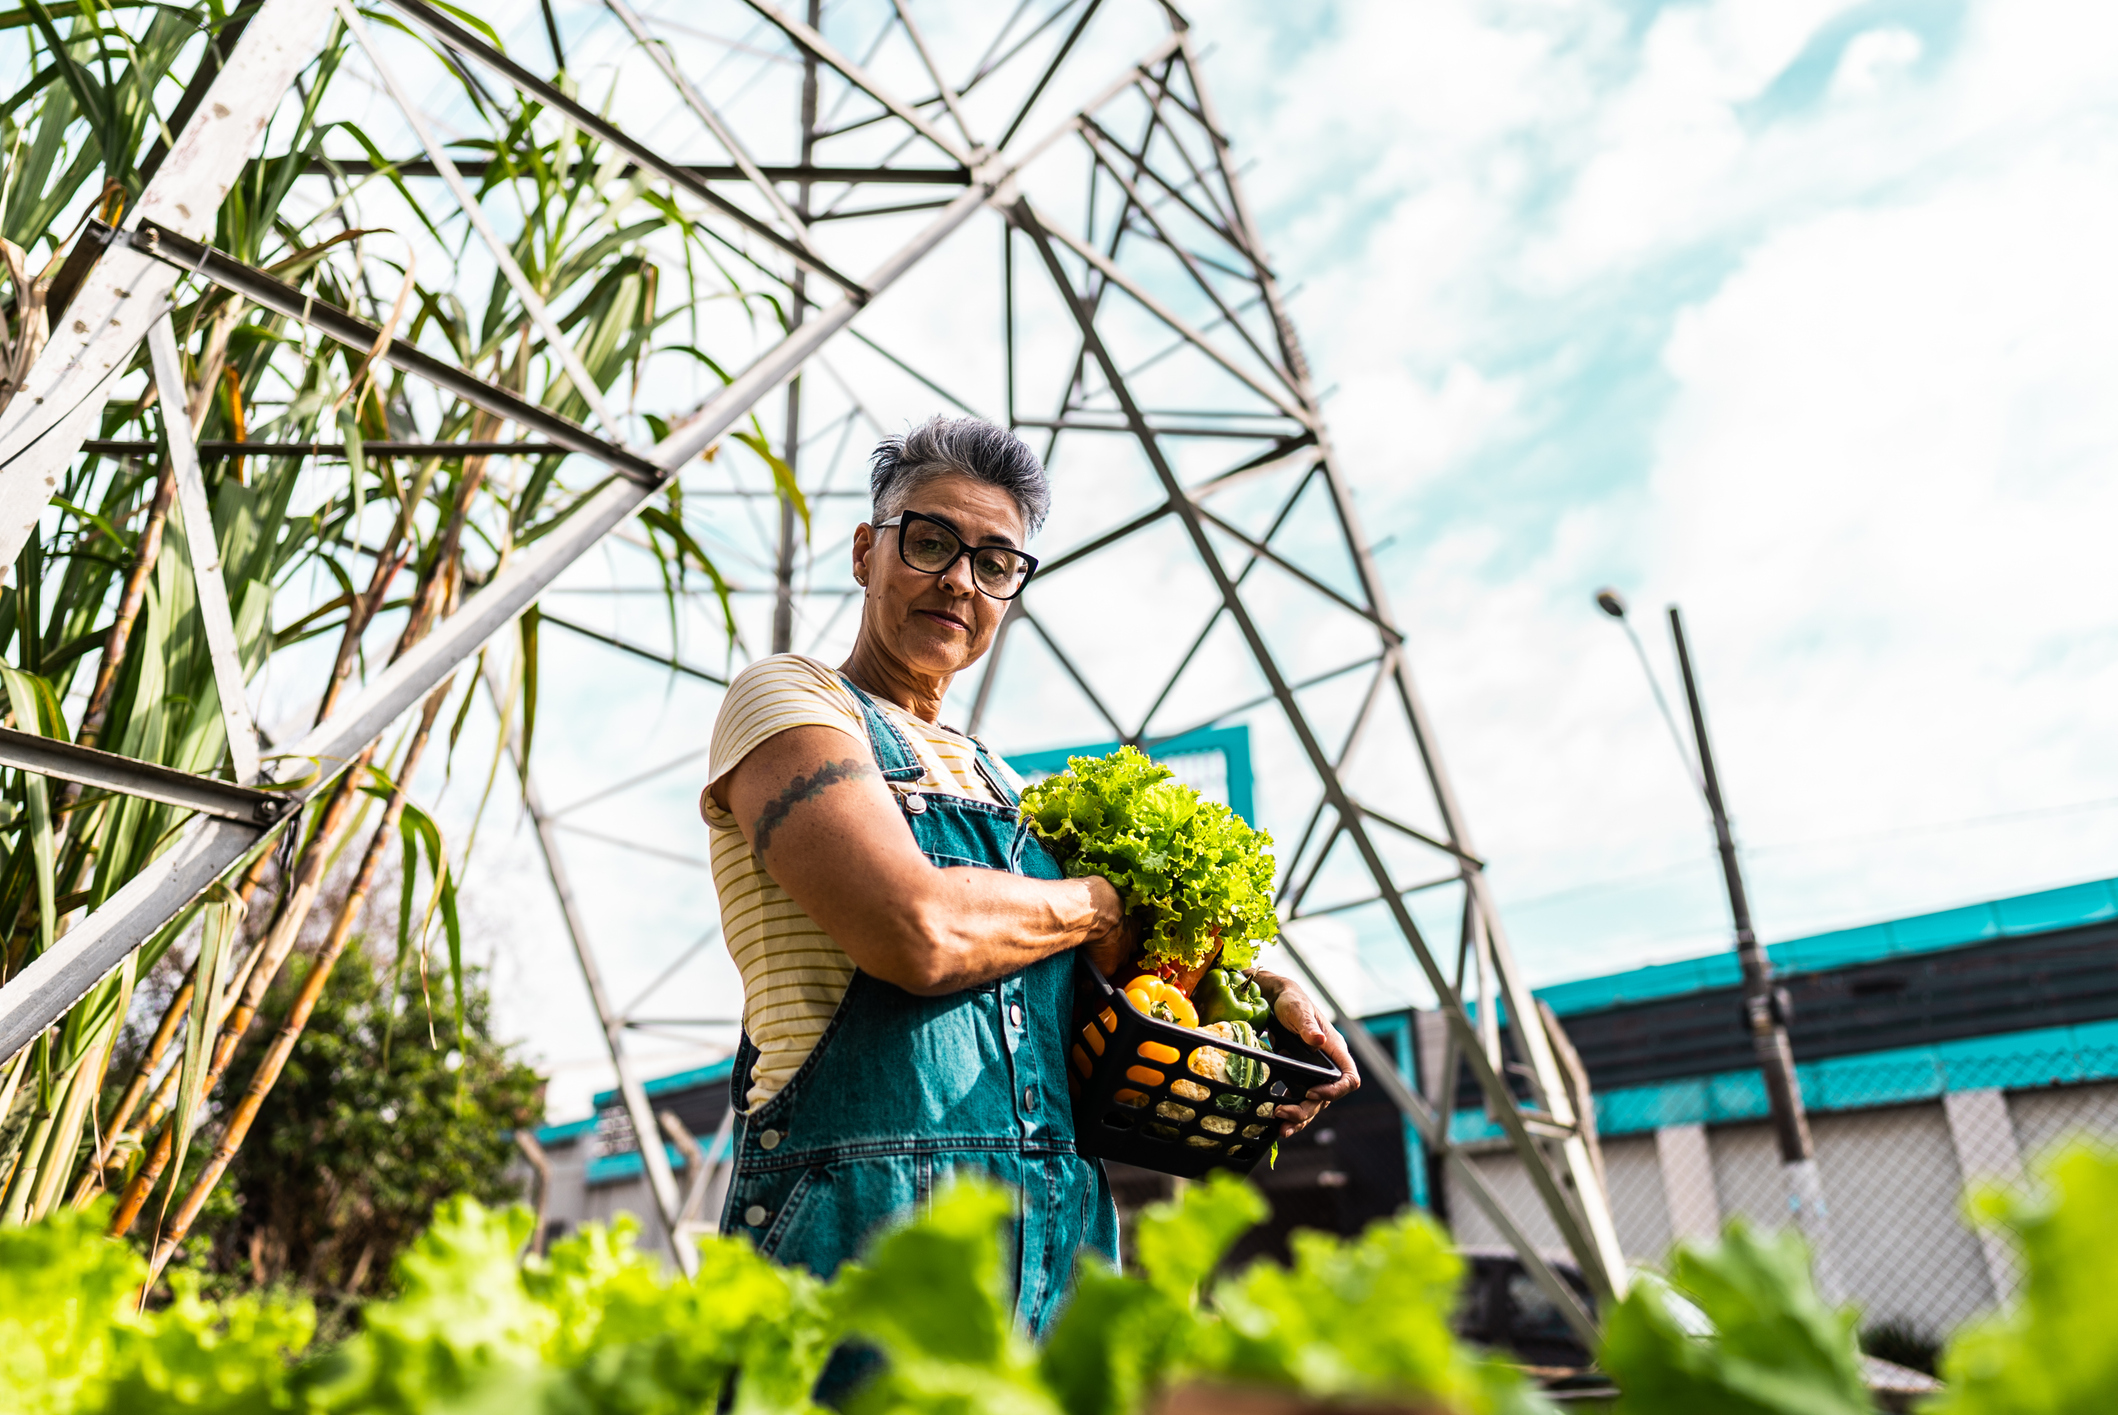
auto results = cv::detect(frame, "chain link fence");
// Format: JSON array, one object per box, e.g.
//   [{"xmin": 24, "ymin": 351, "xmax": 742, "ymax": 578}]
[{"xmin": 1442, "ymin": 1062, "xmax": 2118, "ymax": 1356}]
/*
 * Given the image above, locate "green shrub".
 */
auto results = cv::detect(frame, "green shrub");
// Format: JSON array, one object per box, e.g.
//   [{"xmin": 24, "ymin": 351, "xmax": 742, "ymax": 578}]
[{"xmin": 183, "ymin": 949, "xmax": 542, "ymax": 1317}]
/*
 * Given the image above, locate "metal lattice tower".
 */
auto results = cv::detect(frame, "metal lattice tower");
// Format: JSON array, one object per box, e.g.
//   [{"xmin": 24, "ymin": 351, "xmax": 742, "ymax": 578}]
[{"xmin": 0, "ymin": 0, "xmax": 1623, "ymax": 1323}]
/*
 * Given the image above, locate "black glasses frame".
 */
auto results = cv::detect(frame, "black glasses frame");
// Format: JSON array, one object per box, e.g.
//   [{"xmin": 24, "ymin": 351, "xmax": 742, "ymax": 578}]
[{"xmin": 876, "ymin": 510, "xmax": 1040, "ymax": 601}]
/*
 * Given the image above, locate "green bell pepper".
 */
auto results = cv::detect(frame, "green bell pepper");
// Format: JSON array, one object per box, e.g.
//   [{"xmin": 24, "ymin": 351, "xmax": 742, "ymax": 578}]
[{"xmin": 1194, "ymin": 966, "xmax": 1270, "ymax": 1026}]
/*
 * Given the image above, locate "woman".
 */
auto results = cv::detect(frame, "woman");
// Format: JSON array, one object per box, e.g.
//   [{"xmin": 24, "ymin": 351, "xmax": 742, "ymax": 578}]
[{"xmin": 700, "ymin": 415, "xmax": 1358, "ymax": 1385}]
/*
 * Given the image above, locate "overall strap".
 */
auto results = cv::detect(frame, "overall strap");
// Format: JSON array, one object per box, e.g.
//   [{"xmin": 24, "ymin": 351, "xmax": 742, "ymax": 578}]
[
  {"xmin": 836, "ymin": 674, "xmax": 926, "ymax": 782},
  {"xmin": 966, "ymin": 736, "xmax": 1020, "ymax": 807}
]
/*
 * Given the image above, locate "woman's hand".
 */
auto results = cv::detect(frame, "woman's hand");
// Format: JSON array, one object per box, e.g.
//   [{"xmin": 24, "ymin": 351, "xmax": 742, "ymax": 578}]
[
  {"xmin": 1250, "ymin": 968, "xmax": 1360, "ymax": 1137},
  {"xmin": 1081, "ymin": 877, "xmax": 1136, "ymax": 980}
]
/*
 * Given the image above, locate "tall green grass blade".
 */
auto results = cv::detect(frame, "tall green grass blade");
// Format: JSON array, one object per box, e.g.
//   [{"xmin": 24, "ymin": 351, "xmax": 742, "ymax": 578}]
[
  {"xmin": 735, "ymin": 426, "xmax": 809, "ymax": 537},
  {"xmin": 163, "ymin": 886, "xmax": 238, "ymax": 1228},
  {"xmin": 1, "ymin": 668, "xmax": 57, "ymax": 964},
  {"xmin": 516, "ymin": 606, "xmax": 537, "ymax": 782}
]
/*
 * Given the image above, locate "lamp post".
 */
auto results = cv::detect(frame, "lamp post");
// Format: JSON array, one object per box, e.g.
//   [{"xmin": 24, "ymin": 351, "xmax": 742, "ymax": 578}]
[{"xmin": 1596, "ymin": 590, "xmax": 1837, "ymax": 1290}]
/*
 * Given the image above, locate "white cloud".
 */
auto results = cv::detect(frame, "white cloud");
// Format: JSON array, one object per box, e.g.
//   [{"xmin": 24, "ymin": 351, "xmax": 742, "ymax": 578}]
[
  {"xmin": 1188, "ymin": 0, "xmax": 2118, "ymax": 981},
  {"xmin": 1831, "ymin": 27, "xmax": 1924, "ymax": 99}
]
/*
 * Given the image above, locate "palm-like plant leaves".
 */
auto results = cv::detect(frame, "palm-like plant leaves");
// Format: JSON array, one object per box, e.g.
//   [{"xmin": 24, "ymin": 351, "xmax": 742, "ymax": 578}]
[{"xmin": 0, "ymin": 0, "xmax": 771, "ymax": 1231}]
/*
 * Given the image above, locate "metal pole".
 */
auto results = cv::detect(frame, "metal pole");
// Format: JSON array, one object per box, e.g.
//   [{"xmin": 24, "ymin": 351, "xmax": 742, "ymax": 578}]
[
  {"xmin": 1666, "ymin": 606, "xmax": 1837, "ymax": 1287},
  {"xmin": 515, "ymin": 748, "xmax": 694, "ymax": 1275},
  {"xmin": 772, "ymin": 0, "xmax": 820, "ymax": 657}
]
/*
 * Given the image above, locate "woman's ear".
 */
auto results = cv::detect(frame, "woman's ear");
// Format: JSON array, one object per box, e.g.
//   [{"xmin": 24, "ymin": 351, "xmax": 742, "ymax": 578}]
[{"xmin": 851, "ymin": 522, "xmax": 875, "ymax": 587}]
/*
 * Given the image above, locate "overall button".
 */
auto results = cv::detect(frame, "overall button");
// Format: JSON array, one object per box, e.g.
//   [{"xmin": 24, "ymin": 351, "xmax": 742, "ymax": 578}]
[
  {"xmin": 743, "ymin": 1204, "xmax": 769, "ymax": 1227},
  {"xmin": 1023, "ymin": 1085, "xmax": 1038, "ymax": 1110},
  {"xmin": 903, "ymin": 793, "xmax": 928, "ymax": 814},
  {"xmin": 1009, "ymin": 1003, "xmax": 1024, "ymax": 1028},
  {"xmin": 758, "ymin": 1128, "xmax": 782, "ymax": 1151}
]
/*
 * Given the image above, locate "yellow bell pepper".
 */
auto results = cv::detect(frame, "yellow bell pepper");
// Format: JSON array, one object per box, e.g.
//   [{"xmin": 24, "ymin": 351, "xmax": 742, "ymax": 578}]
[{"xmin": 1123, "ymin": 975, "xmax": 1198, "ymax": 1029}]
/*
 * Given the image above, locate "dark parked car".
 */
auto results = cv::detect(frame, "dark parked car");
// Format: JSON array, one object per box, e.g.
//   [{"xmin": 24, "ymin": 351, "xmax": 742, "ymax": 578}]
[
  {"xmin": 1451, "ymin": 1248, "xmax": 1943, "ymax": 1411},
  {"xmin": 1451, "ymin": 1247, "xmax": 1599, "ymax": 1371}
]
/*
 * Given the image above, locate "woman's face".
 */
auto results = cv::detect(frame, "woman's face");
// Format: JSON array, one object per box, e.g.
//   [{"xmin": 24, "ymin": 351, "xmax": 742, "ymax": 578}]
[{"xmin": 850, "ymin": 472, "xmax": 1028, "ymax": 680}]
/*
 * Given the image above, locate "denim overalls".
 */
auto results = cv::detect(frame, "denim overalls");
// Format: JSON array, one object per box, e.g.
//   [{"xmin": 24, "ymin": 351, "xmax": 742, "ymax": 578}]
[{"xmin": 719, "ymin": 676, "xmax": 1119, "ymax": 1393}]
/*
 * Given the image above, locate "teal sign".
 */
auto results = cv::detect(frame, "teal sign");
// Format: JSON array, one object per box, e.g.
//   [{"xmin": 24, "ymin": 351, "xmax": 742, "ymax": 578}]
[{"xmin": 1007, "ymin": 724, "xmax": 1255, "ymax": 825}]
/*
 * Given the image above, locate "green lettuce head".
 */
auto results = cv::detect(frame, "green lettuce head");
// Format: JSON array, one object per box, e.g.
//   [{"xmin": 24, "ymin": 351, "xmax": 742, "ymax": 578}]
[{"xmin": 1020, "ymin": 745, "xmax": 1278, "ymax": 974}]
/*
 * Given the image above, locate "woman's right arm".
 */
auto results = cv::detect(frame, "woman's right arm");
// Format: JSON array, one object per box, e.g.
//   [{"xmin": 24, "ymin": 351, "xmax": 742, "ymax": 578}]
[{"xmin": 710, "ymin": 724, "xmax": 1131, "ymax": 995}]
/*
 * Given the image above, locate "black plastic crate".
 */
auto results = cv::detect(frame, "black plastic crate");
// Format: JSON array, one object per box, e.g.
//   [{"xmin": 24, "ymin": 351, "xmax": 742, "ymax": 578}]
[{"xmin": 1066, "ymin": 954, "xmax": 1342, "ymax": 1179}]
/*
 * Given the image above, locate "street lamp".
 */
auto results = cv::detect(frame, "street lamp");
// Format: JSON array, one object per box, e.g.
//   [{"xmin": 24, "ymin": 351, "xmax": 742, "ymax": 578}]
[{"xmin": 1595, "ymin": 589, "xmax": 1838, "ymax": 1289}]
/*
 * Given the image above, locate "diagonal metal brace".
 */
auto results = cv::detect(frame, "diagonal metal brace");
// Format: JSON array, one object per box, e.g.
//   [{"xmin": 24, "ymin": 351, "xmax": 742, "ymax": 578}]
[
  {"xmin": 379, "ymin": 0, "xmax": 868, "ymax": 298},
  {"xmin": 119, "ymin": 221, "xmax": 664, "ymax": 486},
  {"xmin": 0, "ymin": 728, "xmax": 292, "ymax": 826}
]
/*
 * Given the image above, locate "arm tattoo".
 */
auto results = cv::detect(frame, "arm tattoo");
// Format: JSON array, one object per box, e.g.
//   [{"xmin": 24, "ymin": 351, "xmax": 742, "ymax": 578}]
[{"xmin": 751, "ymin": 757, "xmax": 880, "ymax": 863}]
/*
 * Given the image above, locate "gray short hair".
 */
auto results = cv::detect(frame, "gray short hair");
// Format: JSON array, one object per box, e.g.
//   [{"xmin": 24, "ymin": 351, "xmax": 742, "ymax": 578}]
[{"xmin": 869, "ymin": 416, "xmax": 1050, "ymax": 536}]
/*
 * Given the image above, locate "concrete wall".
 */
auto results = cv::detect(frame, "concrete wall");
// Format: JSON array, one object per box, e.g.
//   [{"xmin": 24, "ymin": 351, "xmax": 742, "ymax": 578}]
[
  {"xmin": 1600, "ymin": 1134, "xmax": 1672, "ymax": 1263},
  {"xmin": 2008, "ymin": 1080, "xmax": 2118, "ymax": 1163}
]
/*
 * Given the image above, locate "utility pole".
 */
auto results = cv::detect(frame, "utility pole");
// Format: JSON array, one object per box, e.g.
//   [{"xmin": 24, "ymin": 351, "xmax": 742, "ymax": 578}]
[
  {"xmin": 1600, "ymin": 593, "xmax": 1837, "ymax": 1290},
  {"xmin": 770, "ymin": 0, "xmax": 821, "ymax": 656}
]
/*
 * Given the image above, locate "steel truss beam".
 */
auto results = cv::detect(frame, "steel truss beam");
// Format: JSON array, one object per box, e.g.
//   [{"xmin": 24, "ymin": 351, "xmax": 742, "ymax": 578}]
[
  {"xmin": 307, "ymin": 160, "xmax": 972, "ymax": 185},
  {"xmin": 0, "ymin": 729, "xmax": 290, "ymax": 826},
  {"xmin": 986, "ymin": 28, "xmax": 1631, "ymax": 1307},
  {"xmin": 0, "ymin": 0, "xmax": 1625, "ymax": 1318}
]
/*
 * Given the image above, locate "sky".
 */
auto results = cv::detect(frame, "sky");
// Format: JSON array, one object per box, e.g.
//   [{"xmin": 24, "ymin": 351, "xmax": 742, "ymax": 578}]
[
  {"xmin": 1178, "ymin": 0, "xmax": 2118, "ymax": 978},
  {"xmin": 217, "ymin": 0, "xmax": 2118, "ymax": 1118}
]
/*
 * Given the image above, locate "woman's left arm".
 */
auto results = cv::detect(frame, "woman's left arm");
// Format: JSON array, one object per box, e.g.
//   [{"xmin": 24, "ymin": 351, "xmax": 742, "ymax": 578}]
[{"xmin": 1250, "ymin": 969, "xmax": 1361, "ymax": 1136}]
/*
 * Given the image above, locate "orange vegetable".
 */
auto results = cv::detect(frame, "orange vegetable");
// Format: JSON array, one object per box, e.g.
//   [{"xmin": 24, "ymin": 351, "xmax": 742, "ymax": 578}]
[{"xmin": 1123, "ymin": 975, "xmax": 1198, "ymax": 1028}]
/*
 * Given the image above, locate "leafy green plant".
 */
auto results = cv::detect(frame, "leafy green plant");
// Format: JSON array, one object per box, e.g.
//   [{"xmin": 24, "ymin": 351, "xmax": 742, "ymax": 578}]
[
  {"xmin": 0, "ymin": 1198, "xmax": 314, "ymax": 1415},
  {"xmin": 13, "ymin": 1143, "xmax": 2118, "ymax": 1415},
  {"xmin": 0, "ymin": 1171, "xmax": 1542, "ymax": 1415},
  {"xmin": 1021, "ymin": 746, "xmax": 1279, "ymax": 974},
  {"xmin": 1926, "ymin": 1144, "xmax": 2118, "ymax": 1414},
  {"xmin": 1599, "ymin": 1220, "xmax": 1869, "ymax": 1415},
  {"xmin": 1599, "ymin": 1143, "xmax": 2118, "ymax": 1414},
  {"xmin": 835, "ymin": 1180, "xmax": 1054, "ymax": 1414}
]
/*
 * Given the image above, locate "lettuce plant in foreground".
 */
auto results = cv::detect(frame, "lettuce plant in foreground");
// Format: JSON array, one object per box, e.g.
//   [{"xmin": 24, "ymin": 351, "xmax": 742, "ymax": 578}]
[
  {"xmin": 0, "ymin": 1176, "xmax": 1534, "ymax": 1415},
  {"xmin": 1598, "ymin": 1221, "xmax": 1869, "ymax": 1415},
  {"xmin": 1021, "ymin": 746, "xmax": 1279, "ymax": 975},
  {"xmin": 1926, "ymin": 1143, "xmax": 2118, "ymax": 1414},
  {"xmin": 0, "ymin": 1200, "xmax": 313, "ymax": 1415}
]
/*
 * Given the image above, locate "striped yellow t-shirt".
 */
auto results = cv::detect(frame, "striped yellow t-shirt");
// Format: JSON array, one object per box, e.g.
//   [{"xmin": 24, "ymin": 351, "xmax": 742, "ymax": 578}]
[{"xmin": 702, "ymin": 654, "xmax": 1018, "ymax": 1109}]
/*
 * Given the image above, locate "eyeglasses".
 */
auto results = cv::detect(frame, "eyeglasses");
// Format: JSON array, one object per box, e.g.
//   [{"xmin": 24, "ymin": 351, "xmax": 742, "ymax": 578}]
[{"xmin": 876, "ymin": 511, "xmax": 1039, "ymax": 601}]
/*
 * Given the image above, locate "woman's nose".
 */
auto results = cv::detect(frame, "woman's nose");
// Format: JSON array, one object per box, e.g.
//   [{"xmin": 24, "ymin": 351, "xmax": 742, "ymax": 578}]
[{"xmin": 938, "ymin": 554, "xmax": 978, "ymax": 596}]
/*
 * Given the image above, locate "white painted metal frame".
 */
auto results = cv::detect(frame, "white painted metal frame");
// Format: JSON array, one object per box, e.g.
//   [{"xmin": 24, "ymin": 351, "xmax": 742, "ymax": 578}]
[{"xmin": 146, "ymin": 316, "xmax": 263, "ymax": 785}]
